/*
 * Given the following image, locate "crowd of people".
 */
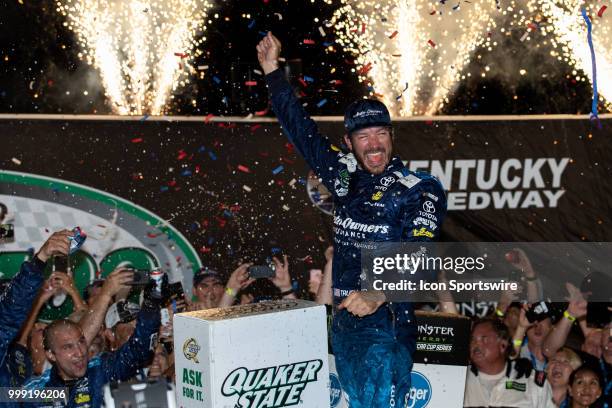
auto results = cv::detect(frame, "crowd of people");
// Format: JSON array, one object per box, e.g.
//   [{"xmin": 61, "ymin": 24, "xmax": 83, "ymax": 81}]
[{"xmin": 0, "ymin": 229, "xmax": 609, "ymax": 408}]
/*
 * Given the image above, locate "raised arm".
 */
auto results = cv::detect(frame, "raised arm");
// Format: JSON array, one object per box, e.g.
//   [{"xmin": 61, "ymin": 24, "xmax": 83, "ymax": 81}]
[
  {"xmin": 78, "ymin": 268, "xmax": 133, "ymax": 346},
  {"xmin": 315, "ymin": 246, "xmax": 333, "ymax": 306},
  {"xmin": 0, "ymin": 230, "xmax": 71, "ymax": 362},
  {"xmin": 257, "ymin": 32, "xmax": 341, "ymax": 192}
]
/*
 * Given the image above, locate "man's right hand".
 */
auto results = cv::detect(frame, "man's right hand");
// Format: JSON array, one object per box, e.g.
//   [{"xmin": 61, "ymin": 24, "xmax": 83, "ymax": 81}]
[
  {"xmin": 101, "ymin": 268, "xmax": 133, "ymax": 298},
  {"xmin": 256, "ymin": 32, "xmax": 281, "ymax": 75},
  {"xmin": 35, "ymin": 229, "xmax": 72, "ymax": 263}
]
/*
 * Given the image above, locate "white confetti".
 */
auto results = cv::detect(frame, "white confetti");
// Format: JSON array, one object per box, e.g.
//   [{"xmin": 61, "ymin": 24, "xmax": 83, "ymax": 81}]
[
  {"xmin": 243, "ymin": 185, "xmax": 252, "ymax": 192},
  {"xmin": 11, "ymin": 158, "xmax": 22, "ymax": 165}
]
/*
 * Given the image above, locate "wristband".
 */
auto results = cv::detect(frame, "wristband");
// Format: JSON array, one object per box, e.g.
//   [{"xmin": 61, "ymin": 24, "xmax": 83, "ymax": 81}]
[
  {"xmin": 279, "ymin": 288, "xmax": 294, "ymax": 297},
  {"xmin": 513, "ymin": 339, "xmax": 523, "ymax": 347},
  {"xmin": 495, "ymin": 308, "xmax": 505, "ymax": 318},
  {"xmin": 563, "ymin": 310, "xmax": 576, "ymax": 322},
  {"xmin": 225, "ymin": 287, "xmax": 236, "ymax": 297},
  {"xmin": 524, "ymin": 275, "xmax": 539, "ymax": 282}
]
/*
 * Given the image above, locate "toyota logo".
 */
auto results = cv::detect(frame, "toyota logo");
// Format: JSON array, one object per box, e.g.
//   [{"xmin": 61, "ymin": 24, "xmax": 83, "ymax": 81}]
[
  {"xmin": 380, "ymin": 176, "xmax": 395, "ymax": 187},
  {"xmin": 422, "ymin": 201, "xmax": 435, "ymax": 213}
]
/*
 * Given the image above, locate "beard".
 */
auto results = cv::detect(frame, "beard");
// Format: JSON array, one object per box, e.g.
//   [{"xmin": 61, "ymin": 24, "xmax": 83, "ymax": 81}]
[{"xmin": 354, "ymin": 146, "xmax": 392, "ymax": 175}]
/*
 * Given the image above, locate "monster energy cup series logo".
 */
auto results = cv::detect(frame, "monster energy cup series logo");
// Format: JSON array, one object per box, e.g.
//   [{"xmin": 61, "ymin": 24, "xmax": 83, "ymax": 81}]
[{"xmin": 221, "ymin": 359, "xmax": 323, "ymax": 408}]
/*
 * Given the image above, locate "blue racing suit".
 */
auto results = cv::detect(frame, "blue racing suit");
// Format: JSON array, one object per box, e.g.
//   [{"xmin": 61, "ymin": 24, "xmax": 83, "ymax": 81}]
[
  {"xmin": 0, "ymin": 258, "xmax": 45, "ymax": 387},
  {"xmin": 266, "ymin": 69, "xmax": 447, "ymax": 407},
  {"xmin": 22, "ymin": 304, "xmax": 161, "ymax": 408}
]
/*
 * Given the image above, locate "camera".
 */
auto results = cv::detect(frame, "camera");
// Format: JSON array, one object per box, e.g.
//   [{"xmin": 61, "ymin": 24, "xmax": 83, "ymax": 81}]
[{"xmin": 0, "ymin": 224, "xmax": 14, "ymax": 239}]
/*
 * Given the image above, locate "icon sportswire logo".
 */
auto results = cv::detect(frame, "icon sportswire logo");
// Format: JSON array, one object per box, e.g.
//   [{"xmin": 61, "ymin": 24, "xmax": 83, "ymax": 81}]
[{"xmin": 221, "ymin": 359, "xmax": 323, "ymax": 408}]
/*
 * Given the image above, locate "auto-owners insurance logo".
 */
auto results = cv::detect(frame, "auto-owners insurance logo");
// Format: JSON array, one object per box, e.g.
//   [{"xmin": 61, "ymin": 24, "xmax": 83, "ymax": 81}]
[
  {"xmin": 183, "ymin": 338, "xmax": 201, "ymax": 363},
  {"xmin": 221, "ymin": 359, "xmax": 322, "ymax": 408}
]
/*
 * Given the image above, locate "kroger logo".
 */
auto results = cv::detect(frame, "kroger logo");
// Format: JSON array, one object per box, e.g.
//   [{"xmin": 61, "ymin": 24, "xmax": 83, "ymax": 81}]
[
  {"xmin": 329, "ymin": 373, "xmax": 342, "ymax": 407},
  {"xmin": 406, "ymin": 371, "xmax": 432, "ymax": 408}
]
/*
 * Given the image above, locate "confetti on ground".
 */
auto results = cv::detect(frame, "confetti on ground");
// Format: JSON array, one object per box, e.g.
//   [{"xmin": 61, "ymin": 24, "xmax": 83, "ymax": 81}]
[
  {"xmin": 598, "ymin": 5, "xmax": 607, "ymax": 17},
  {"xmin": 272, "ymin": 165, "xmax": 284, "ymax": 175},
  {"xmin": 388, "ymin": 30, "xmax": 399, "ymax": 39},
  {"xmin": 11, "ymin": 158, "xmax": 21, "ymax": 165}
]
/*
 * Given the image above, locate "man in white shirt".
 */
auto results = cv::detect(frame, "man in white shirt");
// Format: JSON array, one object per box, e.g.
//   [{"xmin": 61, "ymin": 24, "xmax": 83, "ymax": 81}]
[{"xmin": 464, "ymin": 319, "xmax": 556, "ymax": 408}]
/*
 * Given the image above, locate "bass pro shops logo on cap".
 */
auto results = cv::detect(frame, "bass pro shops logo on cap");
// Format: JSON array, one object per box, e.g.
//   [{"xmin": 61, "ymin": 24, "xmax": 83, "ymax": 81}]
[
  {"xmin": 183, "ymin": 338, "xmax": 201, "ymax": 363},
  {"xmin": 406, "ymin": 371, "xmax": 432, "ymax": 408},
  {"xmin": 344, "ymin": 99, "xmax": 391, "ymax": 134}
]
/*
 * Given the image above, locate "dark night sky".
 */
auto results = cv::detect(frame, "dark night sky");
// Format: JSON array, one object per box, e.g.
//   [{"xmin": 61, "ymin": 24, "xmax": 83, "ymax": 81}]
[{"xmin": 0, "ymin": 0, "xmax": 598, "ymax": 116}]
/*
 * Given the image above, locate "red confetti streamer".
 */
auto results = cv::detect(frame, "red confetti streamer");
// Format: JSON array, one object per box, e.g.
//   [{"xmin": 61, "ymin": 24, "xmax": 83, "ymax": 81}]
[
  {"xmin": 598, "ymin": 5, "xmax": 607, "ymax": 17},
  {"xmin": 428, "ymin": 39, "xmax": 436, "ymax": 47},
  {"xmin": 361, "ymin": 23, "xmax": 366, "ymax": 34},
  {"xmin": 255, "ymin": 108, "xmax": 269, "ymax": 116},
  {"xmin": 250, "ymin": 124, "xmax": 262, "ymax": 132},
  {"xmin": 174, "ymin": 52, "xmax": 188, "ymax": 58},
  {"xmin": 388, "ymin": 30, "xmax": 399, "ymax": 39},
  {"xmin": 131, "ymin": 137, "xmax": 143, "ymax": 143},
  {"xmin": 237, "ymin": 164, "xmax": 251, "ymax": 173},
  {"xmin": 204, "ymin": 113, "xmax": 214, "ymax": 123},
  {"xmin": 429, "ymin": 10, "xmax": 436, "ymax": 15},
  {"xmin": 147, "ymin": 232, "xmax": 162, "ymax": 238},
  {"xmin": 177, "ymin": 150, "xmax": 188, "ymax": 160},
  {"xmin": 200, "ymin": 246, "xmax": 211, "ymax": 253},
  {"xmin": 358, "ymin": 62, "xmax": 373, "ymax": 75},
  {"xmin": 244, "ymin": 81, "xmax": 257, "ymax": 86},
  {"xmin": 298, "ymin": 78, "xmax": 308, "ymax": 88},
  {"xmin": 303, "ymin": 39, "xmax": 315, "ymax": 45}
]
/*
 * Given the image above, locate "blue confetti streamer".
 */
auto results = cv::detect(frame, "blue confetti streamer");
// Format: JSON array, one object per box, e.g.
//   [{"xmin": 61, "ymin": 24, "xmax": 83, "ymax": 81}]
[
  {"xmin": 581, "ymin": 8, "xmax": 601, "ymax": 128},
  {"xmin": 160, "ymin": 186, "xmax": 169, "ymax": 192},
  {"xmin": 212, "ymin": 76, "xmax": 221, "ymax": 85},
  {"xmin": 272, "ymin": 165, "xmax": 284, "ymax": 175},
  {"xmin": 248, "ymin": 19, "xmax": 256, "ymax": 29},
  {"xmin": 208, "ymin": 151, "xmax": 217, "ymax": 160},
  {"xmin": 303, "ymin": 75, "xmax": 314, "ymax": 82},
  {"xmin": 181, "ymin": 169, "xmax": 192, "ymax": 177},
  {"xmin": 317, "ymin": 99, "xmax": 328, "ymax": 107},
  {"xmin": 140, "ymin": 114, "xmax": 149, "ymax": 122}
]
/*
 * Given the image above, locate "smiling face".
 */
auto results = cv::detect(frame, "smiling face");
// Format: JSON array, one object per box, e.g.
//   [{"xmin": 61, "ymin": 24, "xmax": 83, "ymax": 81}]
[
  {"xmin": 546, "ymin": 349, "xmax": 580, "ymax": 388},
  {"xmin": 45, "ymin": 324, "xmax": 88, "ymax": 381},
  {"xmin": 344, "ymin": 126, "xmax": 393, "ymax": 175},
  {"xmin": 569, "ymin": 368, "xmax": 602, "ymax": 407}
]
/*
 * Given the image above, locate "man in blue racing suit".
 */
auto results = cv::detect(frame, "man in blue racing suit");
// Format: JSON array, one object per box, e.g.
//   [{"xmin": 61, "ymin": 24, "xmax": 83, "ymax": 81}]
[{"xmin": 257, "ymin": 33, "xmax": 447, "ymax": 407}]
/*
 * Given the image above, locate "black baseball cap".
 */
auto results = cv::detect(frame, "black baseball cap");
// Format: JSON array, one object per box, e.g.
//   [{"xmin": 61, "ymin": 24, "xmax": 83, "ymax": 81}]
[
  {"xmin": 193, "ymin": 268, "xmax": 223, "ymax": 287},
  {"xmin": 344, "ymin": 99, "xmax": 392, "ymax": 135}
]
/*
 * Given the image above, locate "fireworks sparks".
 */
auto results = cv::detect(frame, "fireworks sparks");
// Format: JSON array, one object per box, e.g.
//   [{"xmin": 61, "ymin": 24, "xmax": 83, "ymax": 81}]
[
  {"xmin": 330, "ymin": 0, "xmax": 499, "ymax": 115},
  {"xmin": 57, "ymin": 0, "xmax": 212, "ymax": 115},
  {"xmin": 330, "ymin": 0, "xmax": 611, "ymax": 116}
]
